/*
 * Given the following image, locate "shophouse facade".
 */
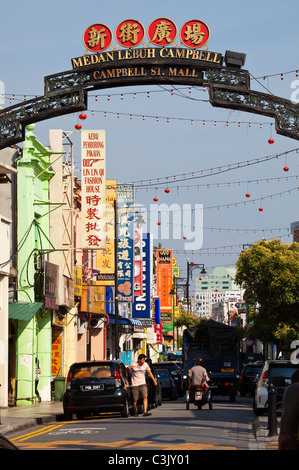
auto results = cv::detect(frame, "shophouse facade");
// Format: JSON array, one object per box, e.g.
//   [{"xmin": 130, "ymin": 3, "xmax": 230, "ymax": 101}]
[
  {"xmin": 0, "ymin": 150, "xmax": 18, "ymax": 408},
  {"xmin": 12, "ymin": 124, "xmax": 55, "ymax": 404}
]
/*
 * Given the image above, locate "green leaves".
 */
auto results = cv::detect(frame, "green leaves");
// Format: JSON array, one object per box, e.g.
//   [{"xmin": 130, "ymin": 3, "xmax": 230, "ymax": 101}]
[{"xmin": 235, "ymin": 239, "xmax": 299, "ymax": 349}]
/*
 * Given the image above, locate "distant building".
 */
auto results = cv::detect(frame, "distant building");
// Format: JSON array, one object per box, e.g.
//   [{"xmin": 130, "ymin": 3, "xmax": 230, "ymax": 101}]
[{"xmin": 194, "ymin": 266, "xmax": 243, "ymax": 324}]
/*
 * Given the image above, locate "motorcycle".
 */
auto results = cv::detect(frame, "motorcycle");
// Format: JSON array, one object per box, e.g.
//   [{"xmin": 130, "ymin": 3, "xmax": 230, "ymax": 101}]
[{"xmin": 185, "ymin": 384, "xmax": 213, "ymax": 410}]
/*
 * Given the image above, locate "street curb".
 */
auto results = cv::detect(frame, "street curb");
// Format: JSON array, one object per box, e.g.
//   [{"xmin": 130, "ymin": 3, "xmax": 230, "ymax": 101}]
[{"xmin": 1, "ymin": 413, "xmax": 64, "ymax": 437}]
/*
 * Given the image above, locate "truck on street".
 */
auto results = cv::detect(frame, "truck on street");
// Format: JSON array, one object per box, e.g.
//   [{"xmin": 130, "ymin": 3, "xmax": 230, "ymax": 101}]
[{"xmin": 183, "ymin": 320, "xmax": 240, "ymax": 401}]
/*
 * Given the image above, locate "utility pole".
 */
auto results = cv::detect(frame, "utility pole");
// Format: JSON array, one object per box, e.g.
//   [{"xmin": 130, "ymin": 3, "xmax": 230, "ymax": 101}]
[{"xmin": 186, "ymin": 261, "xmax": 206, "ymax": 314}]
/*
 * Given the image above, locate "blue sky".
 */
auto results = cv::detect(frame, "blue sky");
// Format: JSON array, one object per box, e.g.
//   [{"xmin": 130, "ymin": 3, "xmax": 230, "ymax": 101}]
[{"xmin": 1, "ymin": 0, "xmax": 299, "ymax": 290}]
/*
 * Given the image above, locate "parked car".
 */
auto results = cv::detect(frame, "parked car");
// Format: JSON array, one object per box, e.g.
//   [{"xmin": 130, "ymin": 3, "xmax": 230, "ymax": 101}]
[
  {"xmin": 153, "ymin": 361, "xmax": 184, "ymax": 396},
  {"xmin": 156, "ymin": 368, "xmax": 178, "ymax": 400},
  {"xmin": 253, "ymin": 360, "xmax": 299, "ymax": 416},
  {"xmin": 63, "ymin": 360, "xmax": 130, "ymax": 420},
  {"xmin": 137, "ymin": 359, "xmax": 162, "ymax": 410},
  {"xmin": 239, "ymin": 362, "xmax": 263, "ymax": 397}
]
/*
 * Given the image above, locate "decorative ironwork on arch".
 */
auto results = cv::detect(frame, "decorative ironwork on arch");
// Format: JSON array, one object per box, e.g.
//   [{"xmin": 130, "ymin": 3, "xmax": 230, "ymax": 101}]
[{"xmin": 0, "ymin": 47, "xmax": 298, "ymax": 149}]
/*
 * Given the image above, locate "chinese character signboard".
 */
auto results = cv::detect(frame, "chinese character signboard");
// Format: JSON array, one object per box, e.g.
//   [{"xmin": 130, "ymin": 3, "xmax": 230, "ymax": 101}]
[
  {"xmin": 83, "ymin": 24, "xmax": 113, "ymax": 52},
  {"xmin": 96, "ymin": 179, "xmax": 117, "ymax": 284},
  {"xmin": 115, "ymin": 20, "xmax": 145, "ymax": 48},
  {"xmin": 132, "ymin": 233, "xmax": 153, "ymax": 325},
  {"xmin": 52, "ymin": 329, "xmax": 62, "ymax": 376},
  {"xmin": 156, "ymin": 249, "xmax": 173, "ymax": 318},
  {"xmin": 81, "ymin": 130, "xmax": 106, "ymax": 249},
  {"xmin": 148, "ymin": 18, "xmax": 177, "ymax": 46},
  {"xmin": 117, "ymin": 184, "xmax": 135, "ymax": 302},
  {"xmin": 134, "ymin": 221, "xmax": 143, "ymax": 296},
  {"xmin": 180, "ymin": 20, "xmax": 210, "ymax": 48}
]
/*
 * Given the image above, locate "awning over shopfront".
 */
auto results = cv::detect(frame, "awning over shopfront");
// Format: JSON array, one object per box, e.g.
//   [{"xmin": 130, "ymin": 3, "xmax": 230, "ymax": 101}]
[
  {"xmin": 108, "ymin": 315, "xmax": 142, "ymax": 327},
  {"xmin": 9, "ymin": 302, "xmax": 43, "ymax": 322}
]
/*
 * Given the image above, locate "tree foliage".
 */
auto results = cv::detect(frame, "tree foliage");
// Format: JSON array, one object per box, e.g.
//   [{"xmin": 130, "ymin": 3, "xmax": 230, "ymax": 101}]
[{"xmin": 235, "ymin": 239, "xmax": 299, "ymax": 348}]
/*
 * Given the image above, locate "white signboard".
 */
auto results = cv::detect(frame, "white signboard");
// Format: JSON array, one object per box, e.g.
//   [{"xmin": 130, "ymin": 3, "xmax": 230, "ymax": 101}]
[{"xmin": 81, "ymin": 130, "xmax": 106, "ymax": 249}]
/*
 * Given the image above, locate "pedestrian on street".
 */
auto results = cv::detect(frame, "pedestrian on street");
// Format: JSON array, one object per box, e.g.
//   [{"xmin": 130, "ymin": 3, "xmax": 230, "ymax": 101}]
[
  {"xmin": 279, "ymin": 370, "xmax": 299, "ymax": 450},
  {"xmin": 35, "ymin": 358, "xmax": 41, "ymax": 403},
  {"xmin": 127, "ymin": 354, "xmax": 157, "ymax": 416}
]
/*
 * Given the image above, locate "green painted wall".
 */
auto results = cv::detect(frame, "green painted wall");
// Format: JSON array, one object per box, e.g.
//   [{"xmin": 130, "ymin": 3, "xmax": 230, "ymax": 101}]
[{"xmin": 16, "ymin": 124, "xmax": 54, "ymax": 404}]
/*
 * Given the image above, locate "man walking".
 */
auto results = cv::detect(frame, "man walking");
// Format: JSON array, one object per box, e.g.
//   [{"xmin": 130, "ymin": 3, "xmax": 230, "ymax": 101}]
[{"xmin": 127, "ymin": 354, "xmax": 157, "ymax": 416}]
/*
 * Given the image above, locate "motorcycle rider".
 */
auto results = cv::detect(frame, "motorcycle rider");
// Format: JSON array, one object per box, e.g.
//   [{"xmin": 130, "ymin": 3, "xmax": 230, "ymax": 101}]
[{"xmin": 188, "ymin": 358, "xmax": 210, "ymax": 401}]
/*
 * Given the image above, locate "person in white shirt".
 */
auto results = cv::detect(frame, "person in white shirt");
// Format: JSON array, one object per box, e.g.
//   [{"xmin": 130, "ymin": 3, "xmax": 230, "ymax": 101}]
[{"xmin": 127, "ymin": 354, "xmax": 157, "ymax": 416}]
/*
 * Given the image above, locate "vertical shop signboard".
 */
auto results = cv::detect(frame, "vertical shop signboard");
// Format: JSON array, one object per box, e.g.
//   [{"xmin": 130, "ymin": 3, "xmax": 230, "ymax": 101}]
[
  {"xmin": 81, "ymin": 130, "xmax": 106, "ymax": 249},
  {"xmin": 117, "ymin": 183, "xmax": 134, "ymax": 302},
  {"xmin": 132, "ymin": 233, "xmax": 153, "ymax": 324},
  {"xmin": 153, "ymin": 297, "xmax": 162, "ymax": 344},
  {"xmin": 134, "ymin": 221, "xmax": 143, "ymax": 296},
  {"xmin": 156, "ymin": 249, "xmax": 173, "ymax": 320},
  {"xmin": 96, "ymin": 179, "xmax": 117, "ymax": 284}
]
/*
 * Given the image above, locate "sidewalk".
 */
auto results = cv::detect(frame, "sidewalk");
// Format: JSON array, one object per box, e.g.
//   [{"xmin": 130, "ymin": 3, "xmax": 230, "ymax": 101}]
[
  {"xmin": 252, "ymin": 415, "xmax": 280, "ymax": 450},
  {"xmin": 0, "ymin": 401, "xmax": 64, "ymax": 437},
  {"xmin": 0, "ymin": 401, "xmax": 280, "ymax": 450}
]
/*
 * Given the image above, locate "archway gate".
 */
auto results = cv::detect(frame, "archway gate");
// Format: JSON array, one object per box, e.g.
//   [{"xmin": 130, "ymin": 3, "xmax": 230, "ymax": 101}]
[{"xmin": 1, "ymin": 45, "xmax": 299, "ymax": 149}]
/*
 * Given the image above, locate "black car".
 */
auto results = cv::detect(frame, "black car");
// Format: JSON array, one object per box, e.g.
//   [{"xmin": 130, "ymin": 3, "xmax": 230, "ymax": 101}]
[
  {"xmin": 153, "ymin": 361, "xmax": 184, "ymax": 396},
  {"xmin": 156, "ymin": 368, "xmax": 178, "ymax": 400},
  {"xmin": 239, "ymin": 362, "xmax": 263, "ymax": 397},
  {"xmin": 63, "ymin": 360, "xmax": 130, "ymax": 420},
  {"xmin": 144, "ymin": 359, "xmax": 162, "ymax": 409}
]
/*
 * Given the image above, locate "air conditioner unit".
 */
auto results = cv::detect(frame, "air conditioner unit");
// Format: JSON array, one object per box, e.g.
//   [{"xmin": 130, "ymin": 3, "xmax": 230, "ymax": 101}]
[{"xmin": 88, "ymin": 317, "xmax": 105, "ymax": 329}]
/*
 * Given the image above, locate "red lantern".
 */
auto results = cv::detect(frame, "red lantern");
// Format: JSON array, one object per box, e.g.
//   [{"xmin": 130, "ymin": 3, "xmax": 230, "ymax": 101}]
[
  {"xmin": 245, "ymin": 193, "xmax": 250, "ymax": 198},
  {"xmin": 183, "ymin": 236, "xmax": 187, "ymax": 239},
  {"xmin": 165, "ymin": 188, "xmax": 170, "ymax": 193},
  {"xmin": 268, "ymin": 138, "xmax": 274, "ymax": 144},
  {"xmin": 157, "ymin": 221, "xmax": 161, "ymax": 225},
  {"xmin": 259, "ymin": 207, "xmax": 263, "ymax": 212},
  {"xmin": 153, "ymin": 197, "xmax": 158, "ymax": 202},
  {"xmin": 75, "ymin": 124, "xmax": 82, "ymax": 130},
  {"xmin": 79, "ymin": 113, "xmax": 87, "ymax": 120},
  {"xmin": 283, "ymin": 166, "xmax": 289, "ymax": 172}
]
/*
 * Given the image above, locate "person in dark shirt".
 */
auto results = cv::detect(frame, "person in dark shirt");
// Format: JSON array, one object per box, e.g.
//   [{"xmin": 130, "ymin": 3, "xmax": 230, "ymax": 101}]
[{"xmin": 279, "ymin": 370, "xmax": 299, "ymax": 450}]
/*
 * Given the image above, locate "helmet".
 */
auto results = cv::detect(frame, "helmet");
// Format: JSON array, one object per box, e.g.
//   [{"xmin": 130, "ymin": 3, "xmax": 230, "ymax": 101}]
[{"xmin": 196, "ymin": 357, "xmax": 204, "ymax": 366}]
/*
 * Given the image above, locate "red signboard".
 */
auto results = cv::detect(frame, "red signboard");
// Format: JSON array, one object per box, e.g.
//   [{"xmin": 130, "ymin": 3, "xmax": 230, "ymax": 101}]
[
  {"xmin": 83, "ymin": 24, "xmax": 113, "ymax": 52},
  {"xmin": 115, "ymin": 20, "xmax": 145, "ymax": 48},
  {"xmin": 148, "ymin": 18, "xmax": 177, "ymax": 46},
  {"xmin": 156, "ymin": 249, "xmax": 173, "ymax": 313},
  {"xmin": 180, "ymin": 20, "xmax": 210, "ymax": 48}
]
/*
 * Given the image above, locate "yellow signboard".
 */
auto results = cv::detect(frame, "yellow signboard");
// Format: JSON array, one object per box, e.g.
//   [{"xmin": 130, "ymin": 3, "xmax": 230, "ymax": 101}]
[{"xmin": 96, "ymin": 179, "xmax": 117, "ymax": 285}]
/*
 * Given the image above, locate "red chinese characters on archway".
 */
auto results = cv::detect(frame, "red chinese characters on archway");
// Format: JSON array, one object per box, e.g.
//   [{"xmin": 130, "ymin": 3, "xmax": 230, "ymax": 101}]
[
  {"xmin": 115, "ymin": 20, "xmax": 145, "ymax": 48},
  {"xmin": 180, "ymin": 20, "xmax": 210, "ymax": 48},
  {"xmin": 83, "ymin": 24, "xmax": 113, "ymax": 52},
  {"xmin": 148, "ymin": 18, "xmax": 177, "ymax": 46}
]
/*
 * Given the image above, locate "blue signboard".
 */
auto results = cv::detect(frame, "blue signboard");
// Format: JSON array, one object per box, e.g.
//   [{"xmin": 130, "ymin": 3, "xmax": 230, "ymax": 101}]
[
  {"xmin": 117, "ymin": 183, "xmax": 134, "ymax": 302},
  {"xmin": 132, "ymin": 233, "xmax": 153, "ymax": 324}
]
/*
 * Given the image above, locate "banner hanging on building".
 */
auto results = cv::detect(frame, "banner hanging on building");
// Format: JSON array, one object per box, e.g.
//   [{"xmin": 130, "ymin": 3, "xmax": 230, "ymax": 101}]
[
  {"xmin": 132, "ymin": 233, "xmax": 153, "ymax": 325},
  {"xmin": 117, "ymin": 183, "xmax": 134, "ymax": 302},
  {"xmin": 156, "ymin": 249, "xmax": 173, "ymax": 318},
  {"xmin": 96, "ymin": 179, "xmax": 117, "ymax": 284},
  {"xmin": 81, "ymin": 130, "xmax": 106, "ymax": 249}
]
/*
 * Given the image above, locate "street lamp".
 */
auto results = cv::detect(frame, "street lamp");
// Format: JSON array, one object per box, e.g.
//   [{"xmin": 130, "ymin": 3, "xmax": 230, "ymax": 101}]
[
  {"xmin": 187, "ymin": 261, "xmax": 206, "ymax": 313},
  {"xmin": 169, "ymin": 284, "xmax": 176, "ymax": 351}
]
